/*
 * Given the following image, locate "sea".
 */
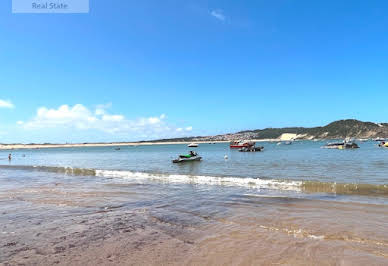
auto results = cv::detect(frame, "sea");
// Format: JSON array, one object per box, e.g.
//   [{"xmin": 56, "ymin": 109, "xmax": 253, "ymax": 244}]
[{"xmin": 1, "ymin": 140, "xmax": 388, "ymax": 264}]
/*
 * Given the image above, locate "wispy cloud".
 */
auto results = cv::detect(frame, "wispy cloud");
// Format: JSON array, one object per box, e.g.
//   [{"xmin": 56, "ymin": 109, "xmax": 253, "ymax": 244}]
[
  {"xmin": 0, "ymin": 99, "xmax": 14, "ymax": 109},
  {"xmin": 210, "ymin": 9, "xmax": 226, "ymax": 21}
]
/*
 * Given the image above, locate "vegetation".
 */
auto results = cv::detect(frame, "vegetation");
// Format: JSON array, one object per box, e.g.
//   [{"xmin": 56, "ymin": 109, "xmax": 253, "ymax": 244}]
[
  {"xmin": 151, "ymin": 119, "xmax": 388, "ymax": 142},
  {"xmin": 236, "ymin": 119, "xmax": 388, "ymax": 140}
]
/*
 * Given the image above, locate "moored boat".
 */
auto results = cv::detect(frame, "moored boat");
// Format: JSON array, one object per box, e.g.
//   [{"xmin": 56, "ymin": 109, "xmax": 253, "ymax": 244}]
[
  {"xmin": 378, "ymin": 141, "xmax": 388, "ymax": 148},
  {"xmin": 188, "ymin": 143, "xmax": 198, "ymax": 147},
  {"xmin": 277, "ymin": 141, "xmax": 293, "ymax": 145},
  {"xmin": 239, "ymin": 146, "xmax": 264, "ymax": 152},
  {"xmin": 230, "ymin": 140, "xmax": 255, "ymax": 149},
  {"xmin": 322, "ymin": 138, "xmax": 359, "ymax": 149}
]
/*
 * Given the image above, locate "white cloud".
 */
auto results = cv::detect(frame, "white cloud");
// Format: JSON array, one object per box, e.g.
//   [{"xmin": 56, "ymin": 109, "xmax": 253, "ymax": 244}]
[
  {"xmin": 95, "ymin": 102, "xmax": 111, "ymax": 115},
  {"xmin": 210, "ymin": 9, "xmax": 226, "ymax": 21},
  {"xmin": 0, "ymin": 99, "xmax": 14, "ymax": 109},
  {"xmin": 20, "ymin": 104, "xmax": 193, "ymax": 140}
]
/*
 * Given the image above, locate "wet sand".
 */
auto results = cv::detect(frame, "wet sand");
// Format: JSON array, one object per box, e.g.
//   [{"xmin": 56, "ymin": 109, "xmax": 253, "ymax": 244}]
[{"xmin": 1, "ymin": 172, "xmax": 387, "ymax": 265}]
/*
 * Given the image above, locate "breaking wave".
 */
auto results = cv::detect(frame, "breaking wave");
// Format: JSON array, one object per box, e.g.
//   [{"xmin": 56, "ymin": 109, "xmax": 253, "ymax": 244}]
[
  {"xmin": 2, "ymin": 165, "xmax": 388, "ymax": 196},
  {"xmin": 94, "ymin": 169, "xmax": 303, "ymax": 191}
]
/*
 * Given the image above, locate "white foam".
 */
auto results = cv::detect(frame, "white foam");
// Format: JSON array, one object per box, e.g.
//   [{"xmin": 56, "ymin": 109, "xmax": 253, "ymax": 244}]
[{"xmin": 95, "ymin": 170, "xmax": 303, "ymax": 192}]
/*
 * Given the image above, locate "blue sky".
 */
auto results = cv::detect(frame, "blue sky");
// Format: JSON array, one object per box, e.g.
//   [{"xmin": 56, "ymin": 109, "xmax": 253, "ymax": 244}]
[{"xmin": 1, "ymin": 0, "xmax": 388, "ymax": 143}]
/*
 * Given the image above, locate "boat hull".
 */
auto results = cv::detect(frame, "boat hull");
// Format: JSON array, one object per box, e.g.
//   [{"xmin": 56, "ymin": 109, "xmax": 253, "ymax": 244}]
[
  {"xmin": 230, "ymin": 145, "xmax": 248, "ymax": 148},
  {"xmin": 239, "ymin": 146, "xmax": 264, "ymax": 152},
  {"xmin": 230, "ymin": 144, "xmax": 254, "ymax": 149},
  {"xmin": 172, "ymin": 156, "xmax": 202, "ymax": 163}
]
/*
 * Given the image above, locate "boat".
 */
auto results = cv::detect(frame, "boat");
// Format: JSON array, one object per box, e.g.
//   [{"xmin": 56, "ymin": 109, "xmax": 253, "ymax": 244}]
[
  {"xmin": 230, "ymin": 140, "xmax": 255, "ymax": 149},
  {"xmin": 239, "ymin": 146, "xmax": 264, "ymax": 152},
  {"xmin": 188, "ymin": 143, "xmax": 198, "ymax": 147},
  {"xmin": 277, "ymin": 141, "xmax": 292, "ymax": 145},
  {"xmin": 322, "ymin": 138, "xmax": 359, "ymax": 149},
  {"xmin": 374, "ymin": 137, "xmax": 386, "ymax": 142},
  {"xmin": 172, "ymin": 151, "xmax": 202, "ymax": 163},
  {"xmin": 378, "ymin": 141, "xmax": 388, "ymax": 148}
]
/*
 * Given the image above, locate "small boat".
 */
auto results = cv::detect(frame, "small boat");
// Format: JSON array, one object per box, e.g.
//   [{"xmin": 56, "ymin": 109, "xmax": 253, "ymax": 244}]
[
  {"xmin": 322, "ymin": 138, "xmax": 359, "ymax": 149},
  {"xmin": 378, "ymin": 141, "xmax": 388, "ymax": 148},
  {"xmin": 230, "ymin": 140, "xmax": 255, "ymax": 149},
  {"xmin": 374, "ymin": 137, "xmax": 386, "ymax": 142},
  {"xmin": 173, "ymin": 151, "xmax": 202, "ymax": 163},
  {"xmin": 277, "ymin": 141, "xmax": 292, "ymax": 145},
  {"xmin": 188, "ymin": 143, "xmax": 198, "ymax": 147},
  {"xmin": 239, "ymin": 146, "xmax": 264, "ymax": 152},
  {"xmin": 114, "ymin": 147, "xmax": 121, "ymax": 150}
]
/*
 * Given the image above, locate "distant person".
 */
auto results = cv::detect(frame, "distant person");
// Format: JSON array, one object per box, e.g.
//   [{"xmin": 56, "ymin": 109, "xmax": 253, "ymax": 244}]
[{"xmin": 8, "ymin": 154, "xmax": 11, "ymax": 161}]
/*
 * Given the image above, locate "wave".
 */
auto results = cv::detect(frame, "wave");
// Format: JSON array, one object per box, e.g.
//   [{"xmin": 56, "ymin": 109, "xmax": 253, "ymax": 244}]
[
  {"xmin": 2, "ymin": 165, "xmax": 388, "ymax": 196},
  {"xmin": 302, "ymin": 181, "xmax": 388, "ymax": 196},
  {"xmin": 0, "ymin": 165, "xmax": 96, "ymax": 176},
  {"xmin": 94, "ymin": 169, "xmax": 303, "ymax": 191}
]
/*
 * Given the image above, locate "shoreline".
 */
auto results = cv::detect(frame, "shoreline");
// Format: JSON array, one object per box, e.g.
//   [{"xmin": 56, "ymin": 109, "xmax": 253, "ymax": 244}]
[
  {"xmin": 2, "ymin": 176, "xmax": 387, "ymax": 265},
  {"xmin": 0, "ymin": 139, "xmax": 281, "ymax": 150}
]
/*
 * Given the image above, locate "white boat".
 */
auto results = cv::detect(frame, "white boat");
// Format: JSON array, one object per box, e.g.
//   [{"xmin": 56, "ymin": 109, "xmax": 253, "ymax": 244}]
[
  {"xmin": 322, "ymin": 139, "xmax": 359, "ymax": 149},
  {"xmin": 188, "ymin": 143, "xmax": 198, "ymax": 147},
  {"xmin": 277, "ymin": 141, "xmax": 293, "ymax": 145}
]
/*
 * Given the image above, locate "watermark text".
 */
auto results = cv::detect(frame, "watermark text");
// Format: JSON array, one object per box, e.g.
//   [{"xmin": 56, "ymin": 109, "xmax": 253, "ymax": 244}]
[{"xmin": 12, "ymin": 0, "xmax": 89, "ymax": 13}]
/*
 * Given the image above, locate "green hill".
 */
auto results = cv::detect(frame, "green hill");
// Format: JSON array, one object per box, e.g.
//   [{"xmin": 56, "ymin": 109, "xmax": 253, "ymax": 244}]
[
  {"xmin": 234, "ymin": 119, "xmax": 388, "ymax": 140},
  {"xmin": 152, "ymin": 120, "xmax": 388, "ymax": 142}
]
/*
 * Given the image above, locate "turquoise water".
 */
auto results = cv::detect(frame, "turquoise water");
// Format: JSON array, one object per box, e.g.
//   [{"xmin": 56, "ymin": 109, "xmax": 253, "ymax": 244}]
[
  {"xmin": 1, "ymin": 140, "xmax": 388, "ymax": 200},
  {"xmin": 2, "ymin": 140, "xmax": 388, "ymax": 264},
  {"xmin": 1, "ymin": 141, "xmax": 387, "ymax": 181}
]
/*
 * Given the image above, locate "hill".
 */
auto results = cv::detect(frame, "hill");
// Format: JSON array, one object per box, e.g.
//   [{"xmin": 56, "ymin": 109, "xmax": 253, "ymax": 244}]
[{"xmin": 155, "ymin": 120, "xmax": 388, "ymax": 142}]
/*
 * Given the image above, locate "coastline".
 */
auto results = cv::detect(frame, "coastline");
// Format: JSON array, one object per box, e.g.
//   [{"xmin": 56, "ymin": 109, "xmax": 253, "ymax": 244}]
[
  {"xmin": 0, "ymin": 139, "xmax": 279, "ymax": 150},
  {"xmin": 1, "ymin": 138, "xmax": 388, "ymax": 265},
  {"xmin": 2, "ymin": 173, "xmax": 387, "ymax": 265}
]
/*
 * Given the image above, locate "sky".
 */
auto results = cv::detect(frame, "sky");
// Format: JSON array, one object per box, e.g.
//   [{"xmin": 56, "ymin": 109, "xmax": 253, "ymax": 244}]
[{"xmin": 1, "ymin": 0, "xmax": 388, "ymax": 143}]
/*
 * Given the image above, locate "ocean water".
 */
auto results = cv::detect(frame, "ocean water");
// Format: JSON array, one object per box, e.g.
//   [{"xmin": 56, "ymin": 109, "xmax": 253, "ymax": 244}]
[
  {"xmin": 1, "ymin": 140, "xmax": 388, "ymax": 264},
  {"xmin": 1, "ymin": 140, "xmax": 388, "ymax": 201}
]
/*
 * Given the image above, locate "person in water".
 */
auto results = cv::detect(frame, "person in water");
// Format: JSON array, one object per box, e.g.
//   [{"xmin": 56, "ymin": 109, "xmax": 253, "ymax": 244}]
[{"xmin": 8, "ymin": 154, "xmax": 11, "ymax": 161}]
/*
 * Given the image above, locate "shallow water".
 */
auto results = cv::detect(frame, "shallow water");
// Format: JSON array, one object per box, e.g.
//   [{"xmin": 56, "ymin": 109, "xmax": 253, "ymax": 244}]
[
  {"xmin": 0, "ymin": 141, "xmax": 387, "ymax": 264},
  {"xmin": 1, "ymin": 141, "xmax": 387, "ymax": 201}
]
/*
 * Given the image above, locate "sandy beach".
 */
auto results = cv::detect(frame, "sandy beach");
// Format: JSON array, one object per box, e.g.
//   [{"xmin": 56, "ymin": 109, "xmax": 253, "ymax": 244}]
[
  {"xmin": 0, "ymin": 139, "xmax": 280, "ymax": 151},
  {"xmin": 1, "ymin": 141, "xmax": 388, "ymax": 265},
  {"xmin": 1, "ymin": 173, "xmax": 387, "ymax": 266}
]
